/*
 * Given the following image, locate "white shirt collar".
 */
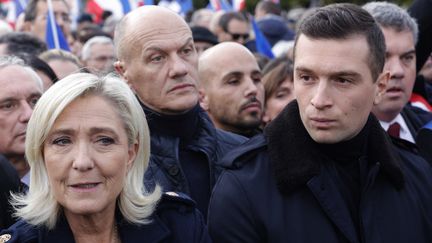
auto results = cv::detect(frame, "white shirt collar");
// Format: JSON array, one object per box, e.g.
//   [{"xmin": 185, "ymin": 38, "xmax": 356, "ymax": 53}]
[{"xmin": 379, "ymin": 113, "xmax": 415, "ymax": 143}]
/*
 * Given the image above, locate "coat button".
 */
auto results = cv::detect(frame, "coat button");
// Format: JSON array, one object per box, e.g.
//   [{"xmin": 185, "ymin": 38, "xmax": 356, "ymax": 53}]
[{"xmin": 168, "ymin": 165, "xmax": 180, "ymax": 176}]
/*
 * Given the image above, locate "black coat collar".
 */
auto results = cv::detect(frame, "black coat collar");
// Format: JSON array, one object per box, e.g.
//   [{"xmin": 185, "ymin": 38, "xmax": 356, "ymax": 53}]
[{"xmin": 264, "ymin": 101, "xmax": 405, "ymax": 195}]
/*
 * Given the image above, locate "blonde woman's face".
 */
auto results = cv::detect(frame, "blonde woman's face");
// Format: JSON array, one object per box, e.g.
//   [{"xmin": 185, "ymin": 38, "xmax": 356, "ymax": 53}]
[{"xmin": 43, "ymin": 95, "xmax": 137, "ymax": 218}]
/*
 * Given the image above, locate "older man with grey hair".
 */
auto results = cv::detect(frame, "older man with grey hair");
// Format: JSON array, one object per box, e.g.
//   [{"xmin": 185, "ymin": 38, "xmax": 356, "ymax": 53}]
[
  {"xmin": 81, "ymin": 36, "xmax": 116, "ymax": 75},
  {"xmin": 363, "ymin": 2, "xmax": 432, "ymax": 158},
  {"xmin": 0, "ymin": 56, "xmax": 43, "ymax": 187}
]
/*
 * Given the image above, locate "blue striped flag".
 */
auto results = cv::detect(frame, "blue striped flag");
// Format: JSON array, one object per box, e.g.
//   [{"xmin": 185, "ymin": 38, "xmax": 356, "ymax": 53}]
[
  {"xmin": 251, "ymin": 17, "xmax": 274, "ymax": 59},
  {"xmin": 45, "ymin": 4, "xmax": 70, "ymax": 51}
]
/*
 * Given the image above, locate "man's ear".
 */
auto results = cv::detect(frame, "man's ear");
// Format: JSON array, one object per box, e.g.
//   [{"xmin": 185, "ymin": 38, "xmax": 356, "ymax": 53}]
[
  {"xmin": 114, "ymin": 61, "xmax": 126, "ymax": 79},
  {"xmin": 374, "ymin": 71, "xmax": 389, "ymax": 105},
  {"xmin": 199, "ymin": 88, "xmax": 209, "ymax": 111}
]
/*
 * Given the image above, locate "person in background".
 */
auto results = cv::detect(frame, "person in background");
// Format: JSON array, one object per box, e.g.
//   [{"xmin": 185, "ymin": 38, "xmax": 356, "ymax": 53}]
[
  {"xmin": 254, "ymin": 0, "xmax": 281, "ymax": 20},
  {"xmin": 23, "ymin": 0, "xmax": 72, "ymax": 47},
  {"xmin": 199, "ymin": 42, "xmax": 264, "ymax": 137},
  {"xmin": 0, "ymin": 32, "xmax": 47, "ymax": 56},
  {"xmin": 81, "ymin": 36, "xmax": 116, "ymax": 75},
  {"xmin": 208, "ymin": 4, "xmax": 432, "ymax": 242},
  {"xmin": 0, "ymin": 56, "xmax": 43, "ymax": 188},
  {"xmin": 0, "ymin": 73, "xmax": 211, "ymax": 242},
  {"xmin": 216, "ymin": 11, "xmax": 250, "ymax": 46},
  {"xmin": 114, "ymin": 6, "xmax": 246, "ymax": 219},
  {"xmin": 190, "ymin": 8, "xmax": 214, "ymax": 29},
  {"xmin": 0, "ymin": 155, "xmax": 21, "ymax": 229},
  {"xmin": 17, "ymin": 54, "xmax": 58, "ymax": 91},
  {"xmin": 363, "ymin": 2, "xmax": 432, "ymax": 154},
  {"xmin": 39, "ymin": 49, "xmax": 83, "ymax": 79},
  {"xmin": 191, "ymin": 26, "xmax": 218, "ymax": 57},
  {"xmin": 261, "ymin": 56, "xmax": 294, "ymax": 126}
]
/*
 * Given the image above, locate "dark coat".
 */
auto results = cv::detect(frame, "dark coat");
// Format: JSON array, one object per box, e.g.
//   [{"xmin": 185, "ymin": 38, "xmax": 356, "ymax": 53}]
[
  {"xmin": 144, "ymin": 106, "xmax": 246, "ymax": 195},
  {"xmin": 0, "ymin": 193, "xmax": 212, "ymax": 243},
  {"xmin": 401, "ymin": 104, "xmax": 432, "ymax": 137},
  {"xmin": 398, "ymin": 104, "xmax": 432, "ymax": 164},
  {"xmin": 208, "ymin": 102, "xmax": 432, "ymax": 243},
  {"xmin": 0, "ymin": 155, "xmax": 20, "ymax": 229}
]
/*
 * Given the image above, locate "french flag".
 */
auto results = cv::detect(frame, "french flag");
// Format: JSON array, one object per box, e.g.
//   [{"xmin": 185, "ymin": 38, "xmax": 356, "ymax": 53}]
[
  {"xmin": 45, "ymin": 0, "xmax": 69, "ymax": 50},
  {"xmin": 86, "ymin": 0, "xmax": 151, "ymax": 24},
  {"xmin": 208, "ymin": 0, "xmax": 233, "ymax": 11},
  {"xmin": 232, "ymin": 0, "xmax": 245, "ymax": 11},
  {"xmin": 251, "ymin": 17, "xmax": 274, "ymax": 59},
  {"xmin": 6, "ymin": 0, "xmax": 27, "ymax": 27}
]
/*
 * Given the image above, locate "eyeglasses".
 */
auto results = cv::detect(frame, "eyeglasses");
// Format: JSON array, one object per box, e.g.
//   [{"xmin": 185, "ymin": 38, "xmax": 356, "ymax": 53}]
[{"xmin": 228, "ymin": 32, "xmax": 250, "ymax": 41}]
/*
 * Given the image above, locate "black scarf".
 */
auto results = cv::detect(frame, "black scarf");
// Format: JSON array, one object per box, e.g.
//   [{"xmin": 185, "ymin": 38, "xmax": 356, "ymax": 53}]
[{"xmin": 264, "ymin": 100, "xmax": 405, "ymax": 195}]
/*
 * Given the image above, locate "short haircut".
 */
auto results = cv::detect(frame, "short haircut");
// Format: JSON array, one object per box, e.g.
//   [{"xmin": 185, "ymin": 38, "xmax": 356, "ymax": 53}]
[
  {"xmin": 219, "ymin": 12, "xmax": 249, "ymax": 33},
  {"xmin": 39, "ymin": 49, "xmax": 82, "ymax": 68},
  {"xmin": 12, "ymin": 73, "xmax": 161, "ymax": 229},
  {"xmin": 256, "ymin": 1, "xmax": 281, "ymax": 16},
  {"xmin": 24, "ymin": 0, "xmax": 69, "ymax": 22},
  {"xmin": 81, "ymin": 36, "xmax": 114, "ymax": 61},
  {"xmin": 0, "ymin": 55, "xmax": 44, "ymax": 90},
  {"xmin": 0, "ymin": 32, "xmax": 47, "ymax": 56},
  {"xmin": 294, "ymin": 3, "xmax": 386, "ymax": 82},
  {"xmin": 262, "ymin": 56, "xmax": 293, "ymax": 101},
  {"xmin": 363, "ymin": 1, "xmax": 418, "ymax": 44},
  {"xmin": 19, "ymin": 54, "xmax": 58, "ymax": 84}
]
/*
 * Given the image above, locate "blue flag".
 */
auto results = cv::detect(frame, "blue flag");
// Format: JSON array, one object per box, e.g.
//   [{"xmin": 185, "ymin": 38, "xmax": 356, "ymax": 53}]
[
  {"xmin": 15, "ymin": 0, "xmax": 28, "ymax": 18},
  {"xmin": 119, "ymin": 0, "xmax": 131, "ymax": 14},
  {"xmin": 251, "ymin": 17, "xmax": 274, "ymax": 59},
  {"xmin": 158, "ymin": 0, "xmax": 192, "ymax": 16},
  {"xmin": 45, "ymin": 9, "xmax": 70, "ymax": 51}
]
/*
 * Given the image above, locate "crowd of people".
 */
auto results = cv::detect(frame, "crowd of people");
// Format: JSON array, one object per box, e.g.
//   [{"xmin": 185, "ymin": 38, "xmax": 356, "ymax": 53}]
[{"xmin": 0, "ymin": 0, "xmax": 431, "ymax": 242}]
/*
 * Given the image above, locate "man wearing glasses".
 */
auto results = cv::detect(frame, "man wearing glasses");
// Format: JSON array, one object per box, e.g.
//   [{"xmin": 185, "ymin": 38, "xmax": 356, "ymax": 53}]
[{"xmin": 216, "ymin": 12, "xmax": 250, "ymax": 45}]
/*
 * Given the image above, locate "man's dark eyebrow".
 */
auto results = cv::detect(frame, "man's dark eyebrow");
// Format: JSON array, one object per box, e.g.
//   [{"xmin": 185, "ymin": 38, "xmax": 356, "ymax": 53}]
[
  {"xmin": 401, "ymin": 49, "xmax": 416, "ymax": 57},
  {"xmin": 329, "ymin": 71, "xmax": 361, "ymax": 79},
  {"xmin": 222, "ymin": 71, "xmax": 243, "ymax": 81},
  {"xmin": 295, "ymin": 66, "xmax": 314, "ymax": 73}
]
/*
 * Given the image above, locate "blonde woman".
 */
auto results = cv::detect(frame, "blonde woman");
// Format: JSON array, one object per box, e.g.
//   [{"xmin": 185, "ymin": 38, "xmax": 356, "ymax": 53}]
[{"xmin": 0, "ymin": 73, "xmax": 210, "ymax": 243}]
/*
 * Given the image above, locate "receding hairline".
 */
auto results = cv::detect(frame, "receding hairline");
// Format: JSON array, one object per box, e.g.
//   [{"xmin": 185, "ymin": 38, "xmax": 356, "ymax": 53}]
[
  {"xmin": 199, "ymin": 42, "xmax": 258, "ymax": 87},
  {"xmin": 115, "ymin": 6, "xmax": 189, "ymax": 60}
]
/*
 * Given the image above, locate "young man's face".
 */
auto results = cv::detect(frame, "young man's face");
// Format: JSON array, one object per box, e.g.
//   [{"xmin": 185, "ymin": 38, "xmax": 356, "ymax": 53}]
[
  {"xmin": 199, "ymin": 44, "xmax": 264, "ymax": 134},
  {"xmin": 294, "ymin": 34, "xmax": 387, "ymax": 144}
]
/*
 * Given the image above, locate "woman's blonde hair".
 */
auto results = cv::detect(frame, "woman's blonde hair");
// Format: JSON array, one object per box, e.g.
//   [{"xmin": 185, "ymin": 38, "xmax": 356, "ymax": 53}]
[{"xmin": 12, "ymin": 73, "xmax": 161, "ymax": 229}]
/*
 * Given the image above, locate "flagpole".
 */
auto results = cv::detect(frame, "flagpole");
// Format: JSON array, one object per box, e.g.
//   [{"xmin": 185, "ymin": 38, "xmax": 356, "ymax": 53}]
[{"xmin": 46, "ymin": 0, "xmax": 60, "ymax": 49}]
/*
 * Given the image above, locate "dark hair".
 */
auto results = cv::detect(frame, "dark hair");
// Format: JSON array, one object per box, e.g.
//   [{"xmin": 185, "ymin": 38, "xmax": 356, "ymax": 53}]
[
  {"xmin": 19, "ymin": 54, "xmax": 58, "ymax": 84},
  {"xmin": 219, "ymin": 12, "xmax": 249, "ymax": 33},
  {"xmin": 24, "ymin": 0, "xmax": 69, "ymax": 22},
  {"xmin": 0, "ymin": 32, "xmax": 47, "ymax": 56},
  {"xmin": 256, "ymin": 1, "xmax": 281, "ymax": 16},
  {"xmin": 294, "ymin": 3, "xmax": 385, "ymax": 81},
  {"xmin": 262, "ymin": 56, "xmax": 293, "ymax": 101}
]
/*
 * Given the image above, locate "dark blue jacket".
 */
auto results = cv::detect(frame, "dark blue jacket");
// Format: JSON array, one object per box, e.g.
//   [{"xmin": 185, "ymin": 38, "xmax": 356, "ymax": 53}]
[
  {"xmin": 144, "ymin": 105, "xmax": 246, "ymax": 196},
  {"xmin": 398, "ymin": 104, "xmax": 432, "ymax": 164},
  {"xmin": 0, "ymin": 155, "xmax": 20, "ymax": 229},
  {"xmin": 208, "ymin": 102, "xmax": 432, "ymax": 243},
  {"xmin": 0, "ymin": 193, "xmax": 212, "ymax": 243}
]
